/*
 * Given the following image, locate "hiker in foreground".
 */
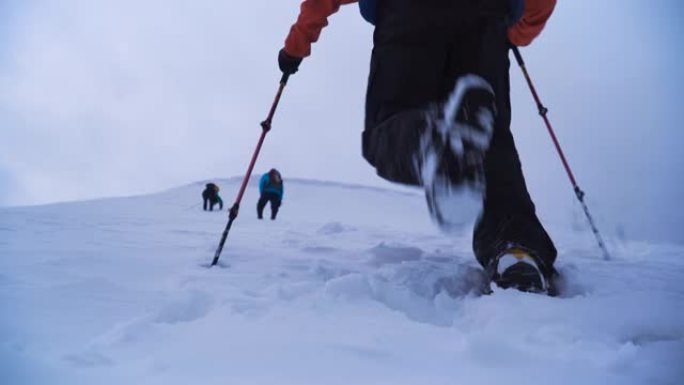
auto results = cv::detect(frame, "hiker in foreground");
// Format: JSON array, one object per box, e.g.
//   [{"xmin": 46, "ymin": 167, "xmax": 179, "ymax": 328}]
[{"xmin": 278, "ymin": 0, "xmax": 559, "ymax": 294}]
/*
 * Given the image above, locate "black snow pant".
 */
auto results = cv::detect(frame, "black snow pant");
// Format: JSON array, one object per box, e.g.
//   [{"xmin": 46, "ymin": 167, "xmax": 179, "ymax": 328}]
[
  {"xmin": 257, "ymin": 192, "xmax": 281, "ymax": 220},
  {"xmin": 203, "ymin": 196, "xmax": 223, "ymax": 211},
  {"xmin": 361, "ymin": 1, "xmax": 557, "ymax": 276}
]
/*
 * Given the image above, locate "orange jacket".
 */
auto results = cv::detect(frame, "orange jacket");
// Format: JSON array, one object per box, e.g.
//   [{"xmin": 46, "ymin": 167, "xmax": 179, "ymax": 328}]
[
  {"xmin": 508, "ymin": 0, "xmax": 557, "ymax": 46},
  {"xmin": 284, "ymin": 0, "xmax": 357, "ymax": 58},
  {"xmin": 284, "ymin": 0, "xmax": 556, "ymax": 57}
]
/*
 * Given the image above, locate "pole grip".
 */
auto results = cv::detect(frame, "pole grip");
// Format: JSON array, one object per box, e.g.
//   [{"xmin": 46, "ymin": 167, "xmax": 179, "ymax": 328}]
[{"xmin": 280, "ymin": 73, "xmax": 290, "ymax": 85}]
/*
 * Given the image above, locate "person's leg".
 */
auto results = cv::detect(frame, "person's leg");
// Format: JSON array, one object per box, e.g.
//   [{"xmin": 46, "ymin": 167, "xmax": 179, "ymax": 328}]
[
  {"xmin": 464, "ymin": 20, "xmax": 557, "ymax": 277},
  {"xmin": 362, "ymin": 43, "xmax": 450, "ymax": 186},
  {"xmin": 269, "ymin": 195, "xmax": 281, "ymax": 220},
  {"xmin": 256, "ymin": 195, "xmax": 267, "ymax": 219},
  {"xmin": 363, "ymin": 16, "xmax": 497, "ymax": 240},
  {"xmin": 203, "ymin": 197, "xmax": 208, "ymax": 211},
  {"xmin": 217, "ymin": 196, "xmax": 223, "ymax": 211},
  {"xmin": 363, "ymin": 2, "xmax": 502, "ymax": 187}
]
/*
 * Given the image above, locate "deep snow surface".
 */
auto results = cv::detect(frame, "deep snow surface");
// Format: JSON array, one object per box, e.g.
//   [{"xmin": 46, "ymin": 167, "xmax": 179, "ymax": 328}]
[{"xmin": 1, "ymin": 177, "xmax": 683, "ymax": 384}]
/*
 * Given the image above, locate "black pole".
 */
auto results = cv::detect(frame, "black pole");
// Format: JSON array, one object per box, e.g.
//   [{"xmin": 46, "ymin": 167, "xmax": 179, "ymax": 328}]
[
  {"xmin": 210, "ymin": 74, "xmax": 290, "ymax": 267},
  {"xmin": 511, "ymin": 46, "xmax": 610, "ymax": 261}
]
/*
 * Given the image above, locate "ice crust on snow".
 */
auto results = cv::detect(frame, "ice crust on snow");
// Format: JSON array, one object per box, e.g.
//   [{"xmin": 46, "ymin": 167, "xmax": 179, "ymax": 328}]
[{"xmin": 0, "ymin": 178, "xmax": 683, "ymax": 385}]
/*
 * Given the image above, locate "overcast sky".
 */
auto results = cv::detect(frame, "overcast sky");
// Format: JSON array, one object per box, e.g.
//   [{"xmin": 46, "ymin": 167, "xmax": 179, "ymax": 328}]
[{"xmin": 1, "ymin": 1, "xmax": 683, "ymax": 243}]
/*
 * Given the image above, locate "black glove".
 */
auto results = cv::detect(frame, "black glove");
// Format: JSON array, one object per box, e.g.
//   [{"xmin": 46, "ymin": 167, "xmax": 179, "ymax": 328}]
[{"xmin": 278, "ymin": 48, "xmax": 303, "ymax": 75}]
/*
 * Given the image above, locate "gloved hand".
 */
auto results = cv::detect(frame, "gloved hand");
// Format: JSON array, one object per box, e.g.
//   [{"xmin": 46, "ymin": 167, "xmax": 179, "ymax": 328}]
[{"xmin": 278, "ymin": 48, "xmax": 303, "ymax": 75}]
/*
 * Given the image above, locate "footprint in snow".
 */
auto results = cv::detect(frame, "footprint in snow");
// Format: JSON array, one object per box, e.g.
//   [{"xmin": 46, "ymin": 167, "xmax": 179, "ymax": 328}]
[
  {"xmin": 367, "ymin": 242, "xmax": 424, "ymax": 267},
  {"xmin": 316, "ymin": 222, "xmax": 355, "ymax": 235},
  {"xmin": 154, "ymin": 290, "xmax": 215, "ymax": 324}
]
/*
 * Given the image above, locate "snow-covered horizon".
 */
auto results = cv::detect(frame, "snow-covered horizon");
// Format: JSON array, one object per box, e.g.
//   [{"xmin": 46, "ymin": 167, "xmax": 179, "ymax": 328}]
[
  {"xmin": 6, "ymin": 175, "xmax": 681, "ymax": 249},
  {"xmin": 1, "ymin": 177, "xmax": 682, "ymax": 384},
  {"xmin": 0, "ymin": 175, "xmax": 414, "ymax": 209}
]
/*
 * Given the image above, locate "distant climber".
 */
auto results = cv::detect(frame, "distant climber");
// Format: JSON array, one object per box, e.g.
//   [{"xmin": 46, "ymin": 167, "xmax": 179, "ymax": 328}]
[
  {"xmin": 202, "ymin": 183, "xmax": 223, "ymax": 211},
  {"xmin": 257, "ymin": 169, "xmax": 284, "ymax": 220}
]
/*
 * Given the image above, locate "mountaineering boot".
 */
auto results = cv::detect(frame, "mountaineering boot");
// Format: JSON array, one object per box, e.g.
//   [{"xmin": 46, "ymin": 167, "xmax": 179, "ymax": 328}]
[
  {"xmin": 495, "ymin": 247, "xmax": 544, "ymax": 292},
  {"xmin": 486, "ymin": 245, "xmax": 551, "ymax": 293},
  {"xmin": 418, "ymin": 74, "xmax": 496, "ymax": 233}
]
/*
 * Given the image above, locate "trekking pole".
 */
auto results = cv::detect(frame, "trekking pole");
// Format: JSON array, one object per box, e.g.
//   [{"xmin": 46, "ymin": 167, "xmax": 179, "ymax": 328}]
[
  {"xmin": 210, "ymin": 73, "xmax": 290, "ymax": 267},
  {"xmin": 511, "ymin": 46, "xmax": 610, "ymax": 261}
]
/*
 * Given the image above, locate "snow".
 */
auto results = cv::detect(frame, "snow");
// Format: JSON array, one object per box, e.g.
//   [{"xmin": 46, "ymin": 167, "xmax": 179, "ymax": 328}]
[{"xmin": 1, "ymin": 177, "xmax": 683, "ymax": 384}]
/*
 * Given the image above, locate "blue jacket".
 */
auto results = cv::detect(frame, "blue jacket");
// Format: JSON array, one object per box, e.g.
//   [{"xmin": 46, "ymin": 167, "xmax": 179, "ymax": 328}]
[{"xmin": 259, "ymin": 173, "xmax": 284, "ymax": 200}]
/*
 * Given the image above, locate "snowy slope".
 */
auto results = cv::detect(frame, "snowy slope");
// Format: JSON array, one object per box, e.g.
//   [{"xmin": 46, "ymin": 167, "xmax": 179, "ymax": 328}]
[{"xmin": 1, "ymin": 177, "xmax": 683, "ymax": 385}]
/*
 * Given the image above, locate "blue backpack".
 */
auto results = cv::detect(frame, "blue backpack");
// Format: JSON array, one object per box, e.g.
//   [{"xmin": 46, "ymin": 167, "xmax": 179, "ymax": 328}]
[
  {"xmin": 508, "ymin": 0, "xmax": 525, "ymax": 26},
  {"xmin": 358, "ymin": 0, "xmax": 376, "ymax": 25},
  {"xmin": 359, "ymin": 0, "xmax": 525, "ymax": 26}
]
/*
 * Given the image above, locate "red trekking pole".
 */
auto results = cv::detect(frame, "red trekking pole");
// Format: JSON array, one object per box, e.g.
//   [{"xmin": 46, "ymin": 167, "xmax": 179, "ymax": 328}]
[
  {"xmin": 210, "ymin": 73, "xmax": 290, "ymax": 267},
  {"xmin": 512, "ymin": 46, "xmax": 611, "ymax": 261}
]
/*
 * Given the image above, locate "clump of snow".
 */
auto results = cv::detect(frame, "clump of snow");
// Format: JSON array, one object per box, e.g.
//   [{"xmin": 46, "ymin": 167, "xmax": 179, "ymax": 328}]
[
  {"xmin": 0, "ymin": 178, "xmax": 682, "ymax": 384},
  {"xmin": 367, "ymin": 242, "xmax": 423, "ymax": 266},
  {"xmin": 317, "ymin": 222, "xmax": 355, "ymax": 235}
]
